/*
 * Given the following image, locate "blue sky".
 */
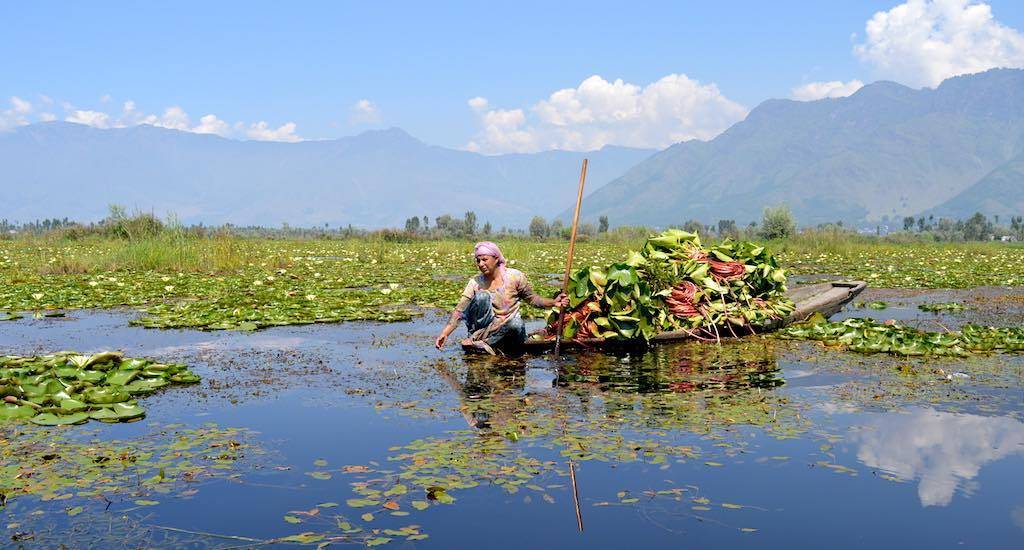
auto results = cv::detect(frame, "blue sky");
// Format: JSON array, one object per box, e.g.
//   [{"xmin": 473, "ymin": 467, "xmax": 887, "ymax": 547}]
[{"xmin": 3, "ymin": 1, "xmax": 1024, "ymax": 152}]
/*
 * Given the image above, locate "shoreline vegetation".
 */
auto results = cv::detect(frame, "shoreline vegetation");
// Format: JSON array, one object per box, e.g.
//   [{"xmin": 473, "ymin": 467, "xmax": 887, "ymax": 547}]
[{"xmin": 0, "ymin": 205, "xmax": 1022, "ymax": 332}]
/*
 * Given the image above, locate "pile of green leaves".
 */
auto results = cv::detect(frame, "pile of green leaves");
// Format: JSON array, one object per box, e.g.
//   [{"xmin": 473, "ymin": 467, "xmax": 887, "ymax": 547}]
[
  {"xmin": 549, "ymin": 230, "xmax": 794, "ymax": 341},
  {"xmin": 779, "ymin": 313, "xmax": 1024, "ymax": 356},
  {"xmin": 0, "ymin": 351, "xmax": 200, "ymax": 425}
]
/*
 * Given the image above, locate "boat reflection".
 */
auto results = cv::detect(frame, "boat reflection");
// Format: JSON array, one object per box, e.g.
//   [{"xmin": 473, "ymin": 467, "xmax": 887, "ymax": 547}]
[{"xmin": 434, "ymin": 340, "xmax": 787, "ymax": 431}]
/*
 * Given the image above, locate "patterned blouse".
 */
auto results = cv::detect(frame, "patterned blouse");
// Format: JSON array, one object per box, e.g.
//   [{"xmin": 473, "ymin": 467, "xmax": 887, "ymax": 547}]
[{"xmin": 447, "ymin": 267, "xmax": 547, "ymax": 332}]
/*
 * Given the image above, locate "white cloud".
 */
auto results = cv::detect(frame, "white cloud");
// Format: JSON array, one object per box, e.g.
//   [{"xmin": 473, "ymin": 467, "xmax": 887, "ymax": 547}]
[
  {"xmin": 792, "ymin": 80, "xmax": 865, "ymax": 101},
  {"xmin": 192, "ymin": 114, "xmax": 230, "ymax": 136},
  {"xmin": 467, "ymin": 96, "xmax": 489, "ymax": 111},
  {"xmin": 854, "ymin": 0, "xmax": 1024, "ymax": 87},
  {"xmin": 246, "ymin": 121, "xmax": 301, "ymax": 142},
  {"xmin": 100, "ymin": 94, "xmax": 112, "ymax": 103},
  {"xmin": 466, "ymin": 74, "xmax": 747, "ymax": 154},
  {"xmin": 28, "ymin": 97, "xmax": 303, "ymax": 141},
  {"xmin": 65, "ymin": 109, "xmax": 111, "ymax": 128},
  {"xmin": 350, "ymin": 99, "xmax": 381, "ymax": 124},
  {"xmin": 854, "ymin": 407, "xmax": 1024, "ymax": 507},
  {"xmin": 1, "ymin": 96, "xmax": 34, "ymax": 131},
  {"xmin": 148, "ymin": 106, "xmax": 191, "ymax": 131},
  {"xmin": 10, "ymin": 96, "xmax": 32, "ymax": 114}
]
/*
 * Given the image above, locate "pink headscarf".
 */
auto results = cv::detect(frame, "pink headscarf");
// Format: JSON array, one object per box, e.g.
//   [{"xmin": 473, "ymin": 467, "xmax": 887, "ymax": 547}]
[{"xmin": 473, "ymin": 241, "xmax": 506, "ymax": 270}]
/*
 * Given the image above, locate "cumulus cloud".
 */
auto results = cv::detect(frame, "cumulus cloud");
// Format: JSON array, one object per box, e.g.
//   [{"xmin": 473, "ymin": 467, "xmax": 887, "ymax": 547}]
[
  {"xmin": 350, "ymin": 99, "xmax": 381, "ymax": 124},
  {"xmin": 466, "ymin": 74, "xmax": 747, "ymax": 154},
  {"xmin": 192, "ymin": 114, "xmax": 230, "ymax": 136},
  {"xmin": 791, "ymin": 79, "xmax": 865, "ymax": 101},
  {"xmin": 854, "ymin": 407, "xmax": 1024, "ymax": 507},
  {"xmin": 246, "ymin": 121, "xmax": 301, "ymax": 142},
  {"xmin": 854, "ymin": 0, "xmax": 1024, "ymax": 87}
]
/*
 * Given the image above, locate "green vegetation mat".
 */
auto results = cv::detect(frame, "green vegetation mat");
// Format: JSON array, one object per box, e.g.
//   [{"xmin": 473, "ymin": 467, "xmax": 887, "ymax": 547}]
[
  {"xmin": 779, "ymin": 313, "xmax": 1024, "ymax": 356},
  {"xmin": 1, "ymin": 351, "xmax": 200, "ymax": 425},
  {"xmin": 1, "ymin": 238, "xmax": 1022, "ymax": 331}
]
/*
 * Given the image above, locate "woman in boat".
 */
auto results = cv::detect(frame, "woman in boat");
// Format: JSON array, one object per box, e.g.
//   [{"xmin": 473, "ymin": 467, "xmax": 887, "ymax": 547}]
[{"xmin": 435, "ymin": 241, "xmax": 568, "ymax": 353}]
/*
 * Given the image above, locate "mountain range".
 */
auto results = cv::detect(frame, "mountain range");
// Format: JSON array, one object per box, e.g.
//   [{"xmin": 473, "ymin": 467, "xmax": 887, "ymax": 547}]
[
  {"xmin": 0, "ymin": 122, "xmax": 652, "ymax": 229},
  {"xmin": 4, "ymin": 69, "xmax": 1024, "ymax": 230},
  {"xmin": 570, "ymin": 68, "xmax": 1024, "ymax": 227}
]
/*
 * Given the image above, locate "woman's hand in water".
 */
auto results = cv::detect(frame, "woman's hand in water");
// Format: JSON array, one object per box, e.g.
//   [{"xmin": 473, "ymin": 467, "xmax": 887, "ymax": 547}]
[{"xmin": 435, "ymin": 333, "xmax": 448, "ymax": 349}]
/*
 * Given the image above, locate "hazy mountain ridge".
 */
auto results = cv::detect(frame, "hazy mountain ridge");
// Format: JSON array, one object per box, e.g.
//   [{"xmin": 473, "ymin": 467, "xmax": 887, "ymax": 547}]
[
  {"xmin": 570, "ymin": 69, "xmax": 1024, "ymax": 227},
  {"xmin": 0, "ymin": 123, "xmax": 653, "ymax": 228}
]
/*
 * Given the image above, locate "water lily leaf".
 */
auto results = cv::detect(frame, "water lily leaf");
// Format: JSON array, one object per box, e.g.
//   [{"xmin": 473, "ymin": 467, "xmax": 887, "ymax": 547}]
[
  {"xmin": 83, "ymin": 386, "xmax": 131, "ymax": 404},
  {"xmin": 30, "ymin": 412, "xmax": 90, "ymax": 426},
  {"xmin": 105, "ymin": 370, "xmax": 138, "ymax": 386},
  {"xmin": 59, "ymin": 398, "xmax": 88, "ymax": 413},
  {"xmin": 89, "ymin": 403, "xmax": 146, "ymax": 423},
  {"xmin": 283, "ymin": 515, "xmax": 302, "ymax": 524},
  {"xmin": 0, "ymin": 404, "xmax": 37, "ymax": 420},
  {"xmin": 134, "ymin": 499, "xmax": 159, "ymax": 506}
]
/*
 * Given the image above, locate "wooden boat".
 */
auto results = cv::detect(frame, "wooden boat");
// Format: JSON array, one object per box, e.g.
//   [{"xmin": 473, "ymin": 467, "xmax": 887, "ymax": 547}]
[{"xmin": 463, "ymin": 281, "xmax": 867, "ymax": 353}]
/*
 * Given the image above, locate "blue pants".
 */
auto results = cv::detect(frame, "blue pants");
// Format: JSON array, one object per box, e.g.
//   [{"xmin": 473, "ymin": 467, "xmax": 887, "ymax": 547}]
[{"xmin": 464, "ymin": 291, "xmax": 526, "ymax": 349}]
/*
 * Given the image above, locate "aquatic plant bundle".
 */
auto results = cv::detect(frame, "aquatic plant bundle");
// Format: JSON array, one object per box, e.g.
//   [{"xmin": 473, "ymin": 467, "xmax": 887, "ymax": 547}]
[
  {"xmin": 544, "ymin": 230, "xmax": 795, "ymax": 341},
  {"xmin": 0, "ymin": 351, "xmax": 200, "ymax": 425},
  {"xmin": 779, "ymin": 313, "xmax": 1024, "ymax": 356}
]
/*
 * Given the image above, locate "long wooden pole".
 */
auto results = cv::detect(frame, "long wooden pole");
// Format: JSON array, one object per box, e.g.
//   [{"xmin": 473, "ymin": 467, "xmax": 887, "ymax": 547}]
[{"xmin": 554, "ymin": 158, "xmax": 588, "ymax": 358}]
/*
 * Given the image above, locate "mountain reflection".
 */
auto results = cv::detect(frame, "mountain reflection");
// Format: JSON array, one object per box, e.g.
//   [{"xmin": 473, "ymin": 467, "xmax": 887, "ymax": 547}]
[{"xmin": 854, "ymin": 408, "xmax": 1024, "ymax": 507}]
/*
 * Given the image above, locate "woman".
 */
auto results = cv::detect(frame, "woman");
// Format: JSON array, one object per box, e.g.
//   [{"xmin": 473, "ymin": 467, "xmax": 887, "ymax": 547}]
[{"xmin": 435, "ymin": 241, "xmax": 568, "ymax": 353}]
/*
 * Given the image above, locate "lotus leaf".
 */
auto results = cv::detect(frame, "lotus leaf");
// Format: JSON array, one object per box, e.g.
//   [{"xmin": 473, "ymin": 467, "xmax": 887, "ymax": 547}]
[
  {"xmin": 0, "ymin": 403, "xmax": 36, "ymax": 420},
  {"xmin": 169, "ymin": 372, "xmax": 201, "ymax": 384},
  {"xmin": 83, "ymin": 386, "xmax": 131, "ymax": 404},
  {"xmin": 30, "ymin": 411, "xmax": 90, "ymax": 426},
  {"xmin": 76, "ymin": 370, "xmax": 106, "ymax": 383},
  {"xmin": 89, "ymin": 403, "xmax": 145, "ymax": 422},
  {"xmin": 121, "ymin": 378, "xmax": 169, "ymax": 394},
  {"xmin": 59, "ymin": 398, "xmax": 88, "ymax": 412},
  {"xmin": 105, "ymin": 370, "xmax": 139, "ymax": 386}
]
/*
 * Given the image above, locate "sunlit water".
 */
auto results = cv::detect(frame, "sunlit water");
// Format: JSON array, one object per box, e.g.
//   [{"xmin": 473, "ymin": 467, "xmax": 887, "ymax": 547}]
[{"xmin": 2, "ymin": 288, "xmax": 1023, "ymax": 548}]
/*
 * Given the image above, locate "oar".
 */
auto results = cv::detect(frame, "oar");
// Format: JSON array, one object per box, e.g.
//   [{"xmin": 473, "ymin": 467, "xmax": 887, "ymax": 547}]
[{"xmin": 554, "ymin": 158, "xmax": 588, "ymax": 359}]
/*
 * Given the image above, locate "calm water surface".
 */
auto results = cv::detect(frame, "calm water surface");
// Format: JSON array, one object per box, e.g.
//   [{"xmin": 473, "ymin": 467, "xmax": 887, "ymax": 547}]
[{"xmin": 2, "ymin": 288, "xmax": 1023, "ymax": 548}]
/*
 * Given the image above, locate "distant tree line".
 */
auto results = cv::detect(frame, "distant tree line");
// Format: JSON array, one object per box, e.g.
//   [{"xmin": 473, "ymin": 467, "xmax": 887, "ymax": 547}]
[
  {"xmin": 899, "ymin": 212, "xmax": 1023, "ymax": 242},
  {"xmin": 5, "ymin": 204, "xmax": 1022, "ymax": 244}
]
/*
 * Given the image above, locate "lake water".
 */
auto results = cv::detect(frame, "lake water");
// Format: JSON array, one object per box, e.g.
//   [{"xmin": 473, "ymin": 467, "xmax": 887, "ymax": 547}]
[{"xmin": 2, "ymin": 288, "xmax": 1023, "ymax": 548}]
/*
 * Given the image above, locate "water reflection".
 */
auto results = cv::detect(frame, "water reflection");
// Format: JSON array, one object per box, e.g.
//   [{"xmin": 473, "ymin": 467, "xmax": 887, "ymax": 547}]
[
  {"xmin": 433, "ymin": 340, "xmax": 790, "ymax": 435},
  {"xmin": 557, "ymin": 341, "xmax": 784, "ymax": 394},
  {"xmin": 854, "ymin": 408, "xmax": 1024, "ymax": 506}
]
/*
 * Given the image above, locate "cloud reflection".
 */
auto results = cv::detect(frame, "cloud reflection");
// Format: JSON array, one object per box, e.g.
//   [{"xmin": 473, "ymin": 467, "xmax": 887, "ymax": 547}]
[{"xmin": 854, "ymin": 408, "xmax": 1024, "ymax": 507}]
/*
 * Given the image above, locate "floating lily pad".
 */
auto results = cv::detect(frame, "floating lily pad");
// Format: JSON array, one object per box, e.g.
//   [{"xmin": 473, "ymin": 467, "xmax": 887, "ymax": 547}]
[
  {"xmin": 89, "ymin": 403, "xmax": 146, "ymax": 423},
  {"xmin": 30, "ymin": 412, "xmax": 90, "ymax": 426}
]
